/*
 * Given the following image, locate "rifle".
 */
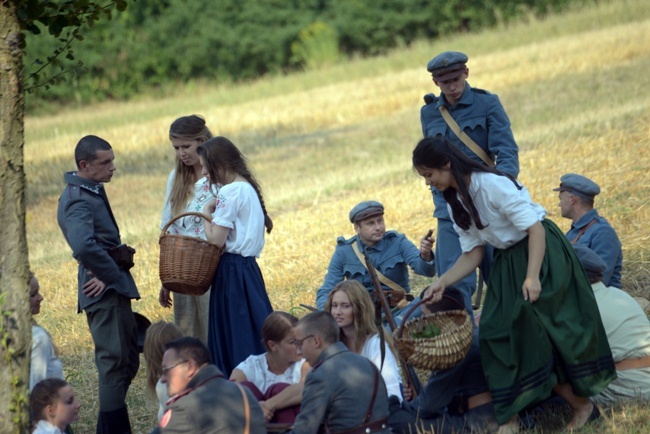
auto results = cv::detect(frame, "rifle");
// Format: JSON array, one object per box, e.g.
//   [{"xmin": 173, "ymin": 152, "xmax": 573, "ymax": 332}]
[{"xmin": 362, "ymin": 249, "xmax": 421, "ymax": 398}]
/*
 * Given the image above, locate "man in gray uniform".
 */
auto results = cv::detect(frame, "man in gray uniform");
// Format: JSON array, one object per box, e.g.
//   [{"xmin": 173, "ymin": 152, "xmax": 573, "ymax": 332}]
[
  {"xmin": 291, "ymin": 311, "xmax": 390, "ymax": 434},
  {"xmin": 555, "ymin": 173, "xmax": 623, "ymax": 288},
  {"xmin": 57, "ymin": 135, "xmax": 140, "ymax": 434},
  {"xmin": 153, "ymin": 337, "xmax": 266, "ymax": 433}
]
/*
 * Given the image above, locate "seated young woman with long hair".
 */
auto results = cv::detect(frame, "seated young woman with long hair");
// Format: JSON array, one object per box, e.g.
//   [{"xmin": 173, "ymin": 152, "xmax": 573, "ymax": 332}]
[
  {"xmin": 230, "ymin": 311, "xmax": 310, "ymax": 424},
  {"xmin": 325, "ymin": 280, "xmax": 405, "ymax": 402}
]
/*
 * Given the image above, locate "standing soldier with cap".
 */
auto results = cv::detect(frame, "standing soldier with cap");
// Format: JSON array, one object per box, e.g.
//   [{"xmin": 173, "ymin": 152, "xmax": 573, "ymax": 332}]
[
  {"xmin": 420, "ymin": 51, "xmax": 520, "ymax": 313},
  {"xmin": 316, "ymin": 200, "xmax": 435, "ymax": 320},
  {"xmin": 555, "ymin": 173, "xmax": 623, "ymax": 288}
]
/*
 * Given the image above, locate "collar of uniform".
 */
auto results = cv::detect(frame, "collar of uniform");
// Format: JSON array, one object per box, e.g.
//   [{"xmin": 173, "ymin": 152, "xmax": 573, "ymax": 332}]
[
  {"xmin": 313, "ymin": 341, "xmax": 348, "ymax": 370},
  {"xmin": 571, "ymin": 208, "xmax": 599, "ymax": 230},
  {"xmin": 436, "ymin": 82, "xmax": 474, "ymax": 109},
  {"xmin": 63, "ymin": 171, "xmax": 104, "ymax": 195},
  {"xmin": 166, "ymin": 364, "xmax": 224, "ymax": 405}
]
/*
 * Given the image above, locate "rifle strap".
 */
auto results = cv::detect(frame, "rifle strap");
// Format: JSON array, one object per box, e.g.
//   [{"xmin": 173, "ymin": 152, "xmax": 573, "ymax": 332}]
[
  {"xmin": 439, "ymin": 105, "xmax": 495, "ymax": 168},
  {"xmin": 351, "ymin": 242, "xmax": 406, "ymax": 295}
]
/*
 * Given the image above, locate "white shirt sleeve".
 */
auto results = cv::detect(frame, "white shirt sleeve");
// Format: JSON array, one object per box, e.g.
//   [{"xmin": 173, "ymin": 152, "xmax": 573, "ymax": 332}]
[{"xmin": 361, "ymin": 334, "xmax": 403, "ymax": 402}]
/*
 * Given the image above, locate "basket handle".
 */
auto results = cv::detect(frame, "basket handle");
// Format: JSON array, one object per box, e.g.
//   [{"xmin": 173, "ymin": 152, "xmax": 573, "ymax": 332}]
[
  {"xmin": 161, "ymin": 211, "xmax": 214, "ymax": 236},
  {"xmin": 395, "ymin": 292, "xmax": 465, "ymax": 339}
]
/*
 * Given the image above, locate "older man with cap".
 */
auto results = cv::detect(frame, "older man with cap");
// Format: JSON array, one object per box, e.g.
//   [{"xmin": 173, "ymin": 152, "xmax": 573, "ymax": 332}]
[
  {"xmin": 315, "ymin": 200, "xmax": 435, "ymax": 319},
  {"xmin": 555, "ymin": 173, "xmax": 623, "ymax": 288},
  {"xmin": 420, "ymin": 50, "xmax": 520, "ymax": 314},
  {"xmin": 573, "ymin": 245, "xmax": 650, "ymax": 406}
]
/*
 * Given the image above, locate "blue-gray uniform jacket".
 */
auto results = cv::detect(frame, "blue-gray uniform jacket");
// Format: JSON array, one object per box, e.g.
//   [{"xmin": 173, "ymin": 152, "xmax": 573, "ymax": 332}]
[
  {"xmin": 57, "ymin": 171, "xmax": 139, "ymax": 312},
  {"xmin": 316, "ymin": 231, "xmax": 436, "ymax": 310},
  {"xmin": 153, "ymin": 364, "xmax": 266, "ymax": 434},
  {"xmin": 420, "ymin": 83, "xmax": 520, "ymax": 219},
  {"xmin": 291, "ymin": 342, "xmax": 390, "ymax": 434},
  {"xmin": 566, "ymin": 209, "xmax": 623, "ymax": 288}
]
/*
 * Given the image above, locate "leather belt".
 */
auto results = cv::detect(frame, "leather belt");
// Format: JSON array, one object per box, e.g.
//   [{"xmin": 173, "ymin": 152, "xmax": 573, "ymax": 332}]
[
  {"xmin": 467, "ymin": 391, "xmax": 493, "ymax": 410},
  {"xmin": 615, "ymin": 355, "xmax": 650, "ymax": 371}
]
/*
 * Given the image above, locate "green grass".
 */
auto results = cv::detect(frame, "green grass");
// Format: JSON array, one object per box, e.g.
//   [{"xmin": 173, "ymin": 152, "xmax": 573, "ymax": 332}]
[{"xmin": 24, "ymin": 0, "xmax": 650, "ymax": 432}]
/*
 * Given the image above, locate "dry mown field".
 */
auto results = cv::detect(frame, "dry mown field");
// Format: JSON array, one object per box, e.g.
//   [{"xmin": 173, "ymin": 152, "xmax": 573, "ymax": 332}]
[{"xmin": 25, "ymin": 0, "xmax": 650, "ymax": 432}]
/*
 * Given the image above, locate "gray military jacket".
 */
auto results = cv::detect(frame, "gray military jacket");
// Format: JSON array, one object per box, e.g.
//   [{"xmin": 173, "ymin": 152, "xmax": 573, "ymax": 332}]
[
  {"xmin": 155, "ymin": 364, "xmax": 267, "ymax": 434},
  {"xmin": 291, "ymin": 342, "xmax": 390, "ymax": 434},
  {"xmin": 57, "ymin": 171, "xmax": 139, "ymax": 311}
]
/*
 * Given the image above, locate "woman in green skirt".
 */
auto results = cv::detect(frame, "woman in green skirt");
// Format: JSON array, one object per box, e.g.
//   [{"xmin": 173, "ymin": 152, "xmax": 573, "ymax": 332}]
[{"xmin": 412, "ymin": 137, "xmax": 616, "ymax": 433}]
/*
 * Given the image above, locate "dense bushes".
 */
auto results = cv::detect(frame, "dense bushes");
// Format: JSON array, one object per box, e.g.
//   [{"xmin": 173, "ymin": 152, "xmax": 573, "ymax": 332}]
[{"xmin": 23, "ymin": 0, "xmax": 588, "ymax": 108}]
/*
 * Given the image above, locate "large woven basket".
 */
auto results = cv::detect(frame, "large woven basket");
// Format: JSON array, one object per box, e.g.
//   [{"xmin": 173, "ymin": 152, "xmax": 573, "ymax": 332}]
[
  {"xmin": 159, "ymin": 212, "xmax": 224, "ymax": 295},
  {"xmin": 394, "ymin": 296, "xmax": 473, "ymax": 370}
]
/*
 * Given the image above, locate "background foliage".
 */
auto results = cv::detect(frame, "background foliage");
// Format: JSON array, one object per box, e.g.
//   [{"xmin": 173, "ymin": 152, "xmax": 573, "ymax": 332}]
[{"xmin": 24, "ymin": 0, "xmax": 586, "ymax": 109}]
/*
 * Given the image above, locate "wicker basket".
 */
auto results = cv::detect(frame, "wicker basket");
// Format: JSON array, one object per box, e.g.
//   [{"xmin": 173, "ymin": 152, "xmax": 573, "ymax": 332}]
[
  {"xmin": 159, "ymin": 212, "xmax": 224, "ymax": 295},
  {"xmin": 394, "ymin": 297, "xmax": 473, "ymax": 370}
]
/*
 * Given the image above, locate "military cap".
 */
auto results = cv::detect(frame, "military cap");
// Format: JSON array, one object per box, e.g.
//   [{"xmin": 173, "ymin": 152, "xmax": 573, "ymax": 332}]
[
  {"xmin": 573, "ymin": 245, "xmax": 606, "ymax": 276},
  {"xmin": 427, "ymin": 51, "xmax": 469, "ymax": 81},
  {"xmin": 349, "ymin": 200, "xmax": 384, "ymax": 224},
  {"xmin": 553, "ymin": 173, "xmax": 600, "ymax": 200}
]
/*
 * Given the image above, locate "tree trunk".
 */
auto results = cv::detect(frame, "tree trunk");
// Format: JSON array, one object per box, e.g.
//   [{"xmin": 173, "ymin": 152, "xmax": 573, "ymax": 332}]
[{"xmin": 0, "ymin": 1, "xmax": 32, "ymax": 433}]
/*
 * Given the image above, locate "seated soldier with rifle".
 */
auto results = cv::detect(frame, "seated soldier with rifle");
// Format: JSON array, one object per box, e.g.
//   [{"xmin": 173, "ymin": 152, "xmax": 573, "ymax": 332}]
[{"xmin": 316, "ymin": 200, "xmax": 436, "ymax": 325}]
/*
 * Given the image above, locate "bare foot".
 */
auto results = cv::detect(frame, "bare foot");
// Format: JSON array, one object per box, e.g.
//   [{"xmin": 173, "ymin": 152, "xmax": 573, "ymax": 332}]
[{"xmin": 567, "ymin": 400, "xmax": 596, "ymax": 430}]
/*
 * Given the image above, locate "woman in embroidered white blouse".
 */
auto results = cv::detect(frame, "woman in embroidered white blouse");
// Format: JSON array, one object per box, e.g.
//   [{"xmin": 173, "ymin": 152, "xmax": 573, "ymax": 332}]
[{"xmin": 159, "ymin": 115, "xmax": 216, "ymax": 343}]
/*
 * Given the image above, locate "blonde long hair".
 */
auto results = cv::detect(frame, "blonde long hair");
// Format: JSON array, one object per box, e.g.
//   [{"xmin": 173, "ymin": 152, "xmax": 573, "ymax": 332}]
[
  {"xmin": 325, "ymin": 280, "xmax": 395, "ymax": 354},
  {"xmin": 143, "ymin": 321, "xmax": 184, "ymax": 393},
  {"xmin": 168, "ymin": 115, "xmax": 213, "ymax": 216}
]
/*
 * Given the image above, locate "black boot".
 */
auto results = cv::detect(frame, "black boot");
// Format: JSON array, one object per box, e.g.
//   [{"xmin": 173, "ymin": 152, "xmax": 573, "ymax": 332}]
[{"xmin": 96, "ymin": 406, "xmax": 132, "ymax": 434}]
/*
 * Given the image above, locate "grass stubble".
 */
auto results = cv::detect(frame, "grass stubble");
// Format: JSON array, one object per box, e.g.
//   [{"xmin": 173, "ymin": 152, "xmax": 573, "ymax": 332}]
[{"xmin": 24, "ymin": 0, "xmax": 650, "ymax": 432}]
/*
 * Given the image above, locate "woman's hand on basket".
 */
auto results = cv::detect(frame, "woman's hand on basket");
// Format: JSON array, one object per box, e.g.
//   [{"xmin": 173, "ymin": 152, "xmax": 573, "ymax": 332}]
[
  {"xmin": 203, "ymin": 199, "xmax": 217, "ymax": 216},
  {"xmin": 402, "ymin": 383, "xmax": 414, "ymax": 401},
  {"xmin": 159, "ymin": 286, "xmax": 172, "ymax": 308},
  {"xmin": 422, "ymin": 281, "xmax": 445, "ymax": 304}
]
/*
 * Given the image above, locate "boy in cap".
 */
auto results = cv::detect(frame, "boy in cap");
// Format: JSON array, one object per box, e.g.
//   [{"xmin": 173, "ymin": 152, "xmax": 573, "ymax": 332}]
[
  {"xmin": 572, "ymin": 245, "xmax": 650, "ymax": 406},
  {"xmin": 555, "ymin": 173, "xmax": 623, "ymax": 288},
  {"xmin": 315, "ymin": 200, "xmax": 435, "ymax": 320},
  {"xmin": 420, "ymin": 50, "xmax": 520, "ymax": 313}
]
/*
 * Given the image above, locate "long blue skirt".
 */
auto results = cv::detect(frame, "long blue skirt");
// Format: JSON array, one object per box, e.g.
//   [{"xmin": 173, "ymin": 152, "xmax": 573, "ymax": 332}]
[{"xmin": 208, "ymin": 253, "xmax": 273, "ymax": 375}]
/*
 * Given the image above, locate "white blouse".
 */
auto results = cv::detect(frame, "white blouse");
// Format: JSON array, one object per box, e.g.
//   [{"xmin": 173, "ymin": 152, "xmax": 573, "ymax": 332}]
[
  {"xmin": 30, "ymin": 325, "xmax": 64, "ymax": 391},
  {"xmin": 160, "ymin": 169, "xmax": 217, "ymax": 238},
  {"xmin": 210, "ymin": 181, "xmax": 265, "ymax": 257},
  {"xmin": 234, "ymin": 353, "xmax": 306, "ymax": 393},
  {"xmin": 361, "ymin": 334, "xmax": 403, "ymax": 402},
  {"xmin": 452, "ymin": 172, "xmax": 547, "ymax": 252},
  {"xmin": 33, "ymin": 420, "xmax": 63, "ymax": 434}
]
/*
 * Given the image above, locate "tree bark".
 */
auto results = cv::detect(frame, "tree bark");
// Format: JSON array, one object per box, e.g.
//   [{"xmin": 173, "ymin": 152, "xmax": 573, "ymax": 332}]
[{"xmin": 0, "ymin": 1, "xmax": 31, "ymax": 433}]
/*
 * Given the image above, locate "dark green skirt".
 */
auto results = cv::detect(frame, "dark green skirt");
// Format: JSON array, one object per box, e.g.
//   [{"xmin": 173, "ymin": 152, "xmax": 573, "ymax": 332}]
[{"xmin": 479, "ymin": 219, "xmax": 616, "ymax": 423}]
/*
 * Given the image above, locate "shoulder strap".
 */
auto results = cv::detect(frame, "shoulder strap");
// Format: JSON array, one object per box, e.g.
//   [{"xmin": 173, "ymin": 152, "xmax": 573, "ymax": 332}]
[
  {"xmin": 235, "ymin": 383, "xmax": 250, "ymax": 434},
  {"xmin": 438, "ymin": 105, "xmax": 495, "ymax": 168},
  {"xmin": 363, "ymin": 360, "xmax": 380, "ymax": 423},
  {"xmin": 351, "ymin": 242, "xmax": 405, "ymax": 294},
  {"xmin": 570, "ymin": 218, "xmax": 598, "ymax": 245}
]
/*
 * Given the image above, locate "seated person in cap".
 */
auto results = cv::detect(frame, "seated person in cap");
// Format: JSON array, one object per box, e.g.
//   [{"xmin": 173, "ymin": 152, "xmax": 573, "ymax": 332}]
[
  {"xmin": 573, "ymin": 245, "xmax": 650, "ymax": 406},
  {"xmin": 556, "ymin": 173, "xmax": 623, "ymax": 288},
  {"xmin": 388, "ymin": 287, "xmax": 498, "ymax": 434},
  {"xmin": 315, "ymin": 200, "xmax": 435, "ymax": 324},
  {"xmin": 420, "ymin": 50, "xmax": 519, "ymax": 314},
  {"xmin": 152, "ymin": 337, "xmax": 266, "ymax": 434},
  {"xmin": 290, "ymin": 311, "xmax": 390, "ymax": 434}
]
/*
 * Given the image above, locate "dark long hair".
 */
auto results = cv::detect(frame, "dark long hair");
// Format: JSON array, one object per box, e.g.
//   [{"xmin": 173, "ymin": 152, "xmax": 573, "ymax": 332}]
[
  {"xmin": 197, "ymin": 137, "xmax": 273, "ymax": 233},
  {"xmin": 412, "ymin": 137, "xmax": 519, "ymax": 231}
]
